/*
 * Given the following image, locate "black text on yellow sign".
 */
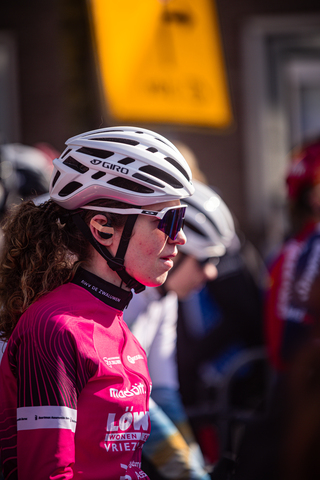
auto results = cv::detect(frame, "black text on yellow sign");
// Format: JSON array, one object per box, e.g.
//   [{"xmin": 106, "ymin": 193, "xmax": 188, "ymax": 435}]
[{"xmin": 89, "ymin": 0, "xmax": 233, "ymax": 128}]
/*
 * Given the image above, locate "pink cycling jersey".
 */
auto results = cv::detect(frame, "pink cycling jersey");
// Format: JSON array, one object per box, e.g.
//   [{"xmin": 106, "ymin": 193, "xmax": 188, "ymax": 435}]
[{"xmin": 0, "ymin": 267, "xmax": 152, "ymax": 480}]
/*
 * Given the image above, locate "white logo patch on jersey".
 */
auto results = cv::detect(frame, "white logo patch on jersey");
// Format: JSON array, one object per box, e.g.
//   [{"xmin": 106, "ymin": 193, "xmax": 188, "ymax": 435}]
[
  {"xmin": 103, "ymin": 356, "xmax": 121, "ymax": 368},
  {"xmin": 127, "ymin": 354, "xmax": 143, "ymax": 364}
]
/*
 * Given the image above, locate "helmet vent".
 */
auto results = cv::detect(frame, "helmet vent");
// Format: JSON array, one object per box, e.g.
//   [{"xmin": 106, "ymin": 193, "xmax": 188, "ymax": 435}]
[
  {"xmin": 147, "ymin": 147, "xmax": 158, "ymax": 153},
  {"xmin": 52, "ymin": 170, "xmax": 61, "ymax": 188},
  {"xmin": 107, "ymin": 177, "xmax": 154, "ymax": 194},
  {"xmin": 133, "ymin": 173, "xmax": 164, "ymax": 188},
  {"xmin": 90, "ymin": 137, "xmax": 139, "ymax": 146},
  {"xmin": 153, "ymin": 136, "xmax": 167, "ymax": 145},
  {"xmin": 118, "ymin": 157, "xmax": 135, "ymax": 165},
  {"xmin": 101, "ymin": 129, "xmax": 124, "ymax": 133},
  {"xmin": 139, "ymin": 165, "xmax": 183, "ymax": 189},
  {"xmin": 92, "ymin": 171, "xmax": 106, "ymax": 180},
  {"xmin": 164, "ymin": 157, "xmax": 190, "ymax": 181},
  {"xmin": 61, "ymin": 148, "xmax": 71, "ymax": 159},
  {"xmin": 63, "ymin": 156, "xmax": 89, "ymax": 174},
  {"xmin": 77, "ymin": 147, "xmax": 114, "ymax": 159},
  {"xmin": 58, "ymin": 181, "xmax": 83, "ymax": 197}
]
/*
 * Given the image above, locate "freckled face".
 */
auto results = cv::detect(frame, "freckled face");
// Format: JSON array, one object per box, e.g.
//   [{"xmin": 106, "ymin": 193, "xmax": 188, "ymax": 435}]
[{"xmin": 124, "ymin": 200, "xmax": 186, "ymax": 287}]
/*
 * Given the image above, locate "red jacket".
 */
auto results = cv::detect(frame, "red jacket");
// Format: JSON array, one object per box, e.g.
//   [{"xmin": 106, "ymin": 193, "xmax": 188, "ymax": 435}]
[{"xmin": 265, "ymin": 222, "xmax": 320, "ymax": 371}]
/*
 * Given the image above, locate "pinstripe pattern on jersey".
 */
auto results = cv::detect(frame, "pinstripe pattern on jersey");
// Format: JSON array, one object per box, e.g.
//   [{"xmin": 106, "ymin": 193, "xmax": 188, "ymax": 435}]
[{"xmin": 8, "ymin": 296, "xmax": 97, "ymax": 409}]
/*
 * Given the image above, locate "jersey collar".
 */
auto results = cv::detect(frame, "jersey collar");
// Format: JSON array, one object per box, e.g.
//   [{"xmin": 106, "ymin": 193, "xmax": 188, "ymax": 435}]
[{"xmin": 71, "ymin": 267, "xmax": 133, "ymax": 310}]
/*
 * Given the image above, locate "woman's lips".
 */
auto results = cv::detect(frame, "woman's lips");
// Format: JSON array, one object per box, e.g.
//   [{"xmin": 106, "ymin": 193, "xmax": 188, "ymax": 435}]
[{"xmin": 160, "ymin": 254, "xmax": 175, "ymax": 268}]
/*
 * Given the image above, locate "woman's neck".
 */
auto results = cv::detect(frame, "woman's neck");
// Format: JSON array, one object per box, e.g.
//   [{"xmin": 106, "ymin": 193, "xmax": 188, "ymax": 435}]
[{"xmin": 82, "ymin": 256, "xmax": 131, "ymax": 292}]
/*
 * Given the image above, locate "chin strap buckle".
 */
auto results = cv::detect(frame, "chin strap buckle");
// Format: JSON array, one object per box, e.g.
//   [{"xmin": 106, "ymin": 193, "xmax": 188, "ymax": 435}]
[{"xmin": 127, "ymin": 280, "xmax": 146, "ymax": 294}]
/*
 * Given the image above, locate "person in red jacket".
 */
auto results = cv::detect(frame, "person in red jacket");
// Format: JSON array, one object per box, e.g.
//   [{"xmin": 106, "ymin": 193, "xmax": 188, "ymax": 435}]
[
  {"xmin": 235, "ymin": 138, "xmax": 320, "ymax": 480},
  {"xmin": 0, "ymin": 126, "xmax": 194, "ymax": 480},
  {"xmin": 265, "ymin": 138, "xmax": 320, "ymax": 372}
]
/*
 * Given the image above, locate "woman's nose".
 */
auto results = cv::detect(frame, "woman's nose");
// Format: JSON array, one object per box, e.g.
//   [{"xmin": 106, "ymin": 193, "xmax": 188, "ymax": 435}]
[{"xmin": 170, "ymin": 228, "xmax": 187, "ymax": 245}]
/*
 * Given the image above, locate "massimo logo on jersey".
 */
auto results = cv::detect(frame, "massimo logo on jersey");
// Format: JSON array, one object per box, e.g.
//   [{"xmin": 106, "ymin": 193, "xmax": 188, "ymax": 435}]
[{"xmin": 109, "ymin": 382, "xmax": 146, "ymax": 398}]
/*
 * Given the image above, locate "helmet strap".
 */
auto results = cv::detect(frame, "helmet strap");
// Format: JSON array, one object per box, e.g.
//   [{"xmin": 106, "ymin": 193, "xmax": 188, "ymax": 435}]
[{"xmin": 72, "ymin": 213, "xmax": 145, "ymax": 294}]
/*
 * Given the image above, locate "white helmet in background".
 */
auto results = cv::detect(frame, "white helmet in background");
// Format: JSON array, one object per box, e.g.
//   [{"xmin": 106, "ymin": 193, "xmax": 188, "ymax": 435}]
[
  {"xmin": 179, "ymin": 180, "xmax": 237, "ymax": 260},
  {"xmin": 0, "ymin": 143, "xmax": 52, "ymax": 213}
]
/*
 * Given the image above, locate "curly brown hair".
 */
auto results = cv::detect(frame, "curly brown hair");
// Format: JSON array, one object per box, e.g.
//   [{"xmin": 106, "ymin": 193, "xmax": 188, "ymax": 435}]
[{"xmin": 0, "ymin": 198, "xmax": 129, "ymax": 340}]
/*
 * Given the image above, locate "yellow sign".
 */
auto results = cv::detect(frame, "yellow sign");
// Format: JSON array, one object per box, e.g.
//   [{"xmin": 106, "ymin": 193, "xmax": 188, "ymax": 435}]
[{"xmin": 89, "ymin": 0, "xmax": 233, "ymax": 128}]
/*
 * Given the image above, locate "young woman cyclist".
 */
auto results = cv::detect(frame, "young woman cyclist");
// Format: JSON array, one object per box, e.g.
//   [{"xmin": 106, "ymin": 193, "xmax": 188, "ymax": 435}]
[{"xmin": 0, "ymin": 126, "xmax": 194, "ymax": 480}]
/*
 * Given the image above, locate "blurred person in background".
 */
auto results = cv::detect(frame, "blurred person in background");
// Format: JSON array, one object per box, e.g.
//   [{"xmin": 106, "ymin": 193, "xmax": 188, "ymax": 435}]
[
  {"xmin": 234, "ymin": 138, "xmax": 320, "ymax": 480},
  {"xmin": 265, "ymin": 138, "xmax": 320, "ymax": 374},
  {"xmin": 175, "ymin": 181, "xmax": 264, "ymax": 468},
  {"xmin": 169, "ymin": 143, "xmax": 265, "ymax": 471}
]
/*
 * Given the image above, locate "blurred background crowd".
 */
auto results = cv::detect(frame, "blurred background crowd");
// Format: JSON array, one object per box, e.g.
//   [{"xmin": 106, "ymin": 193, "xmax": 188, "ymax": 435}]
[{"xmin": 1, "ymin": 1, "xmax": 320, "ymax": 479}]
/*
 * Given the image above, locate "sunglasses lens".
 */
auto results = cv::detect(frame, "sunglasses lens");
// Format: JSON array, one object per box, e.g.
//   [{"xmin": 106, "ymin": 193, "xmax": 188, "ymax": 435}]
[{"xmin": 158, "ymin": 207, "xmax": 186, "ymax": 240}]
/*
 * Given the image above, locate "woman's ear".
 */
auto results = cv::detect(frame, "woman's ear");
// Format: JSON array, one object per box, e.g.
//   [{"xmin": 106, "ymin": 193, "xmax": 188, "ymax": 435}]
[{"xmin": 89, "ymin": 215, "xmax": 114, "ymax": 246}]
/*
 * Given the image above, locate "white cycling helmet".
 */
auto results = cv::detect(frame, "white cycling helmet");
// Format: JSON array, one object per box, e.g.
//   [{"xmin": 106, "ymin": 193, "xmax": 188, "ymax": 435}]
[
  {"xmin": 179, "ymin": 180, "xmax": 236, "ymax": 260},
  {"xmin": 50, "ymin": 126, "xmax": 194, "ymax": 209}
]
